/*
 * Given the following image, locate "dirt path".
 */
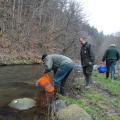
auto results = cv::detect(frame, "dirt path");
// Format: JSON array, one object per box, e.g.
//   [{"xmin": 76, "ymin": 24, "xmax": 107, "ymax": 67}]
[{"xmin": 94, "ymin": 83, "xmax": 120, "ymax": 117}]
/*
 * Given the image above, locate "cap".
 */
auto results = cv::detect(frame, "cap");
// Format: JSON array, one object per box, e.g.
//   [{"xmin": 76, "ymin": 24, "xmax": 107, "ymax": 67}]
[{"xmin": 41, "ymin": 53, "xmax": 47, "ymax": 60}]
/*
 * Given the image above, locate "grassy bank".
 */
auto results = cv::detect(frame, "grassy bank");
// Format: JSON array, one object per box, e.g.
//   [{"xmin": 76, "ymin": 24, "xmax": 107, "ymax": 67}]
[
  {"xmin": 59, "ymin": 72, "xmax": 120, "ymax": 120},
  {"xmin": 0, "ymin": 55, "xmax": 41, "ymax": 65}
]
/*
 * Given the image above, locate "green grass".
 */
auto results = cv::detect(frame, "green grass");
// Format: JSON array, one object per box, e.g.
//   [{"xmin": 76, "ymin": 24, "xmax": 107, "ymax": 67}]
[
  {"xmin": 59, "ymin": 95, "xmax": 94, "ymax": 114},
  {"xmin": 59, "ymin": 72, "xmax": 120, "ymax": 120},
  {"xmin": 106, "ymin": 116, "xmax": 120, "ymax": 120},
  {"xmin": 93, "ymin": 72, "xmax": 120, "ymax": 110},
  {"xmin": 93, "ymin": 72, "xmax": 120, "ymax": 95}
]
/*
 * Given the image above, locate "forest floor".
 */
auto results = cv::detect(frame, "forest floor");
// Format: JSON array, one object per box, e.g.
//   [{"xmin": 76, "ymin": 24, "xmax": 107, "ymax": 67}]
[{"xmin": 59, "ymin": 72, "xmax": 120, "ymax": 120}]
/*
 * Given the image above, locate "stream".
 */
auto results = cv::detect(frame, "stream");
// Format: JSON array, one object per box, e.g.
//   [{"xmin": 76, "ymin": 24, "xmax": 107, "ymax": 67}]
[{"xmin": 0, "ymin": 65, "xmax": 55, "ymax": 120}]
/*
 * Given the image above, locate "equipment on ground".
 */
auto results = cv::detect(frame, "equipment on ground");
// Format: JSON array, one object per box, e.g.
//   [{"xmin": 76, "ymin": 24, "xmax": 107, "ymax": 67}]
[{"xmin": 98, "ymin": 66, "xmax": 106, "ymax": 73}]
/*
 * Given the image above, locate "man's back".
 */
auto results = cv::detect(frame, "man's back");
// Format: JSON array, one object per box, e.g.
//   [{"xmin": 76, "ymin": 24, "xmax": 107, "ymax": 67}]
[
  {"xmin": 45, "ymin": 54, "xmax": 73, "ymax": 71},
  {"xmin": 103, "ymin": 47, "xmax": 119, "ymax": 61}
]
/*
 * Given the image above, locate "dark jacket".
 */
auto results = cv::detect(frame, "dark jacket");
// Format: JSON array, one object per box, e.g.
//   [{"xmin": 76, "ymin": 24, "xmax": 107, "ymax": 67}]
[
  {"xmin": 80, "ymin": 42, "xmax": 95, "ymax": 67},
  {"xmin": 102, "ymin": 46, "xmax": 120, "ymax": 62}
]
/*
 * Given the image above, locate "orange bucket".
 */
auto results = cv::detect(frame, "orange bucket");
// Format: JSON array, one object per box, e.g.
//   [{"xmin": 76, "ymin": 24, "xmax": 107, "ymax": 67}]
[{"xmin": 37, "ymin": 74, "xmax": 54, "ymax": 93}]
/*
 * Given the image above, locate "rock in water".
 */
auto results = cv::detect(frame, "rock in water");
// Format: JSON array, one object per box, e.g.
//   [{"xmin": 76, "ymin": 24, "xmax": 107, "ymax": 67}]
[{"xmin": 8, "ymin": 98, "xmax": 36, "ymax": 110}]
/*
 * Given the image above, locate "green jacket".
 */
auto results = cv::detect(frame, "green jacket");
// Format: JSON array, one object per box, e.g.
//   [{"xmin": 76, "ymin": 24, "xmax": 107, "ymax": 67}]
[
  {"xmin": 102, "ymin": 46, "xmax": 120, "ymax": 62},
  {"xmin": 80, "ymin": 42, "xmax": 95, "ymax": 67},
  {"xmin": 44, "ymin": 54, "xmax": 73, "ymax": 73}
]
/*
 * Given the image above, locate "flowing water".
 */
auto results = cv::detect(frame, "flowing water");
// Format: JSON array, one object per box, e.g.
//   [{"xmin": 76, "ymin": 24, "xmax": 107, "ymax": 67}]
[{"xmin": 0, "ymin": 65, "xmax": 55, "ymax": 120}]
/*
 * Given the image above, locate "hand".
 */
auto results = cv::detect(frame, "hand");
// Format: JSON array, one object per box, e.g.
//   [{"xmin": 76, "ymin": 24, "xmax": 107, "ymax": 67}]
[
  {"xmin": 35, "ymin": 82, "xmax": 41, "ymax": 90},
  {"xmin": 88, "ymin": 62, "xmax": 92, "ymax": 65},
  {"xmin": 102, "ymin": 62, "xmax": 106, "ymax": 66}
]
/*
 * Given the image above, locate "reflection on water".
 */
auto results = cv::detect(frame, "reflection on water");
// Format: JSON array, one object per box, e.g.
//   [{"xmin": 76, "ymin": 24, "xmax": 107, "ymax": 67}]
[{"xmin": 0, "ymin": 65, "xmax": 56, "ymax": 120}]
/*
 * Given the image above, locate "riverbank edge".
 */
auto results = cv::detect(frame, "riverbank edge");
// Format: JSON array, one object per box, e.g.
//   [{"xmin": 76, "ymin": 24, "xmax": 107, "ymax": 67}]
[{"xmin": 0, "ymin": 58, "xmax": 42, "ymax": 66}]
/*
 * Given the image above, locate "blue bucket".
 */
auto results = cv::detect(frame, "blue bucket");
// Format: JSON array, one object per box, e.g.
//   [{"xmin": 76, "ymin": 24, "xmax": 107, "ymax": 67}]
[{"xmin": 98, "ymin": 66, "xmax": 106, "ymax": 73}]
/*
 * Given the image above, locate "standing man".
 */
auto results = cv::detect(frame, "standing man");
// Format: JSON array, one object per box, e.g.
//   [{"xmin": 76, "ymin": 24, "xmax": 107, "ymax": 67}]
[
  {"xmin": 80, "ymin": 36, "xmax": 95, "ymax": 88},
  {"xmin": 102, "ymin": 44, "xmax": 120, "ymax": 80},
  {"xmin": 41, "ymin": 54, "xmax": 74, "ymax": 95}
]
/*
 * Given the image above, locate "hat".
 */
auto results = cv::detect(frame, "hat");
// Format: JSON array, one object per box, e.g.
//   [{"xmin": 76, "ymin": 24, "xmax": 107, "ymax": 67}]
[
  {"xmin": 110, "ymin": 44, "xmax": 116, "ymax": 47},
  {"xmin": 41, "ymin": 53, "xmax": 47, "ymax": 60}
]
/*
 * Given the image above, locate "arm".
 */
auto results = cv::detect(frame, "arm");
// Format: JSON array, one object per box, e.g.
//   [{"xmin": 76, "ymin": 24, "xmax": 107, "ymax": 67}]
[
  {"xmin": 80, "ymin": 50, "xmax": 83, "ymax": 64},
  {"xmin": 89, "ymin": 45, "xmax": 95, "ymax": 64},
  {"xmin": 44, "ymin": 56, "xmax": 53, "ymax": 73},
  {"xmin": 117, "ymin": 51, "xmax": 120, "ymax": 61},
  {"xmin": 102, "ymin": 50, "xmax": 107, "ymax": 62}
]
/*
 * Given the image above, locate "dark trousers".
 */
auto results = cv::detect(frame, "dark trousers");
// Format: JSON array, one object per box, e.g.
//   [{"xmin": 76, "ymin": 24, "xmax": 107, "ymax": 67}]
[
  {"xmin": 106, "ymin": 59, "xmax": 116, "ymax": 79},
  {"xmin": 83, "ymin": 65, "xmax": 93, "ymax": 86},
  {"xmin": 53, "ymin": 63, "xmax": 73, "ymax": 95}
]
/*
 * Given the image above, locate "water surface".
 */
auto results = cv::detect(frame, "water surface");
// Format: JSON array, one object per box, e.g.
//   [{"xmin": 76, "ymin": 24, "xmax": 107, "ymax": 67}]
[{"xmin": 0, "ymin": 65, "xmax": 55, "ymax": 120}]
